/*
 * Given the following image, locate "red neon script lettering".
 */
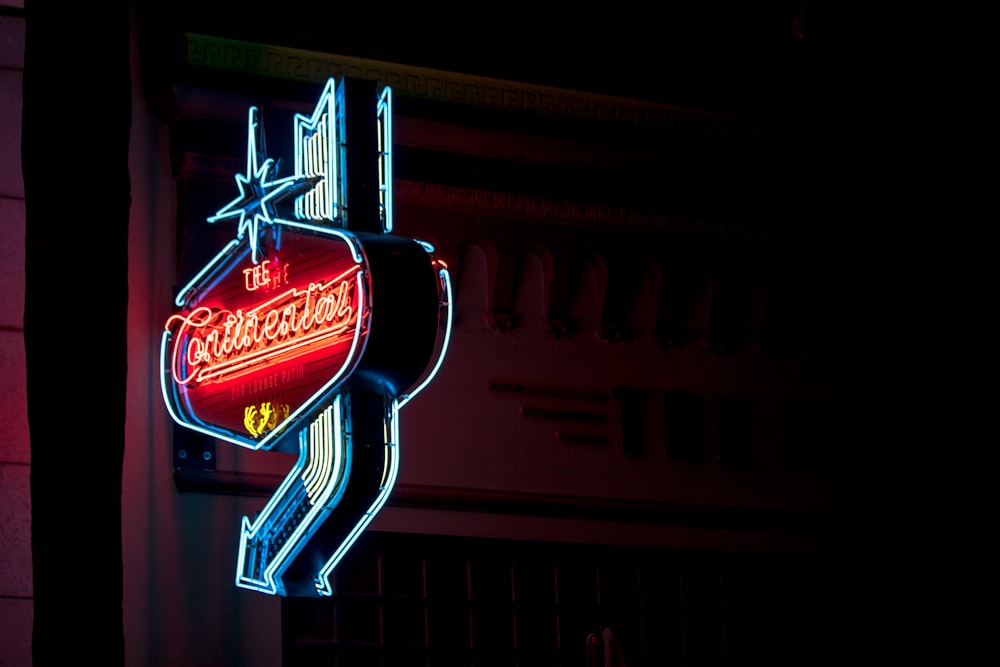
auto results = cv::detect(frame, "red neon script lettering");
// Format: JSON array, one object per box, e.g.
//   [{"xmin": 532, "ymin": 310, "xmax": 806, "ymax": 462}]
[{"xmin": 167, "ymin": 267, "xmax": 362, "ymax": 386}]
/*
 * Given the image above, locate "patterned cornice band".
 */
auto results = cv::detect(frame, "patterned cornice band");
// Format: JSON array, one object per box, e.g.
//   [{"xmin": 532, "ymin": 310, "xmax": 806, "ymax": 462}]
[{"xmin": 183, "ymin": 33, "xmax": 768, "ymax": 137}]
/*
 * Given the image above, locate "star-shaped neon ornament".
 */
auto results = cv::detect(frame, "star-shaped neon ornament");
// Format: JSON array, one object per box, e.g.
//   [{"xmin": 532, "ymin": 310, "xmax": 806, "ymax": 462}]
[{"xmin": 208, "ymin": 107, "xmax": 300, "ymax": 264}]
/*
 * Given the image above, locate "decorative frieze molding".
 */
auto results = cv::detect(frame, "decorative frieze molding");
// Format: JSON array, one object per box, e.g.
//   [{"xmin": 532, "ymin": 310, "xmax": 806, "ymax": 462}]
[
  {"xmin": 172, "ymin": 473, "xmax": 861, "ymax": 538},
  {"xmin": 182, "ymin": 33, "xmax": 770, "ymax": 138}
]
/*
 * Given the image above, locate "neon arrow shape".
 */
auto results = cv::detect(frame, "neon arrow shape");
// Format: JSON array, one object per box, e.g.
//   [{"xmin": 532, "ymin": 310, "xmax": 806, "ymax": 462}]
[
  {"xmin": 236, "ymin": 396, "xmax": 352, "ymax": 596},
  {"xmin": 236, "ymin": 266, "xmax": 452, "ymax": 597}
]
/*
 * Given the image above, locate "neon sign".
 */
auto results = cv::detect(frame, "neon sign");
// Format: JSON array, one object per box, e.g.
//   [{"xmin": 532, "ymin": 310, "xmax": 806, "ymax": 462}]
[
  {"xmin": 167, "ymin": 267, "xmax": 361, "ymax": 387},
  {"xmin": 162, "ymin": 77, "xmax": 452, "ymax": 596}
]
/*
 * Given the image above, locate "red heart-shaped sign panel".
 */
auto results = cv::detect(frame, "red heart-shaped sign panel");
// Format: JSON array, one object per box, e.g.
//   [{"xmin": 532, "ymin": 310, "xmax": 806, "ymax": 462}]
[{"xmin": 162, "ymin": 228, "xmax": 370, "ymax": 451}]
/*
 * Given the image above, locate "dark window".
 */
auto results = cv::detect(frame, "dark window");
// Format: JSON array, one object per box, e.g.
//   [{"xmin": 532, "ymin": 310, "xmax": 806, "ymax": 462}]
[{"xmin": 282, "ymin": 532, "xmax": 859, "ymax": 666}]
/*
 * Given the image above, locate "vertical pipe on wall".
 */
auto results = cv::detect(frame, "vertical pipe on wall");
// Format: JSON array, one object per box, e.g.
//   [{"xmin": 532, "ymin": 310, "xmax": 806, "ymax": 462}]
[{"xmin": 22, "ymin": 4, "xmax": 130, "ymax": 664}]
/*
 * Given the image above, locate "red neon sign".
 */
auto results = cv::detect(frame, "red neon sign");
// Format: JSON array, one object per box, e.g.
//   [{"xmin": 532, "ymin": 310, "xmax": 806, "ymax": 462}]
[
  {"xmin": 167, "ymin": 268, "xmax": 359, "ymax": 386},
  {"xmin": 163, "ymin": 230, "xmax": 370, "ymax": 447}
]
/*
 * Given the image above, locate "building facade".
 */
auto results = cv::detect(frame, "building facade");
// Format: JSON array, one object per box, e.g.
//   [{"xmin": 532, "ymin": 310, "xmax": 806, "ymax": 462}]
[{"xmin": 6, "ymin": 4, "xmax": 965, "ymax": 665}]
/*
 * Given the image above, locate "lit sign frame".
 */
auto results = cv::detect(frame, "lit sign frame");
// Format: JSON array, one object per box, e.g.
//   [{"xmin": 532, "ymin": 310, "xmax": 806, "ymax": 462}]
[{"xmin": 161, "ymin": 78, "xmax": 452, "ymax": 596}]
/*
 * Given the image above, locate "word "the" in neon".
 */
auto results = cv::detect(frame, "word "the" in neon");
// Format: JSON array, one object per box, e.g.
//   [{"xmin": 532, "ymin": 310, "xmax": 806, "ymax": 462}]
[{"xmin": 244, "ymin": 258, "xmax": 289, "ymax": 292}]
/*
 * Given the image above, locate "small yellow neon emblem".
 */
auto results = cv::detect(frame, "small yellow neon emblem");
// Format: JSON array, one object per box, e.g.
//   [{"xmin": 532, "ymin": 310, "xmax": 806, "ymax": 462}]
[{"xmin": 244, "ymin": 402, "xmax": 290, "ymax": 437}]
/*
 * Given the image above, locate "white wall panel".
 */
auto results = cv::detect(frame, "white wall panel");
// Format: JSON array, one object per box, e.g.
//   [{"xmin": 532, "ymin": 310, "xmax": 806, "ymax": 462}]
[
  {"xmin": 0, "ymin": 332, "xmax": 27, "ymax": 463},
  {"xmin": 0, "ymin": 198, "xmax": 23, "ymax": 330},
  {"xmin": 0, "ymin": 69, "xmax": 23, "ymax": 199},
  {"xmin": 0, "ymin": 14, "xmax": 23, "ymax": 69},
  {"xmin": 0, "ymin": 463, "xmax": 30, "ymax": 597}
]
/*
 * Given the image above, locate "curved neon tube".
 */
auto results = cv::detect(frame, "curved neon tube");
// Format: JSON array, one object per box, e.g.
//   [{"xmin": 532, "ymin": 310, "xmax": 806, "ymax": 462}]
[{"xmin": 398, "ymin": 266, "xmax": 453, "ymax": 409}]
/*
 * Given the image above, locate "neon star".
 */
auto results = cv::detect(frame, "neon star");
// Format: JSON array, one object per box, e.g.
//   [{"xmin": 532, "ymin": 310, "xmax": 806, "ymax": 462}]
[{"xmin": 209, "ymin": 106, "xmax": 299, "ymax": 263}]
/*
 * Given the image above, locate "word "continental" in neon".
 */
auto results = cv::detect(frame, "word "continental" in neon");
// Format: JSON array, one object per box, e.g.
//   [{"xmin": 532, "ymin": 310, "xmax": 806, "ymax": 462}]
[{"xmin": 167, "ymin": 267, "xmax": 362, "ymax": 387}]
